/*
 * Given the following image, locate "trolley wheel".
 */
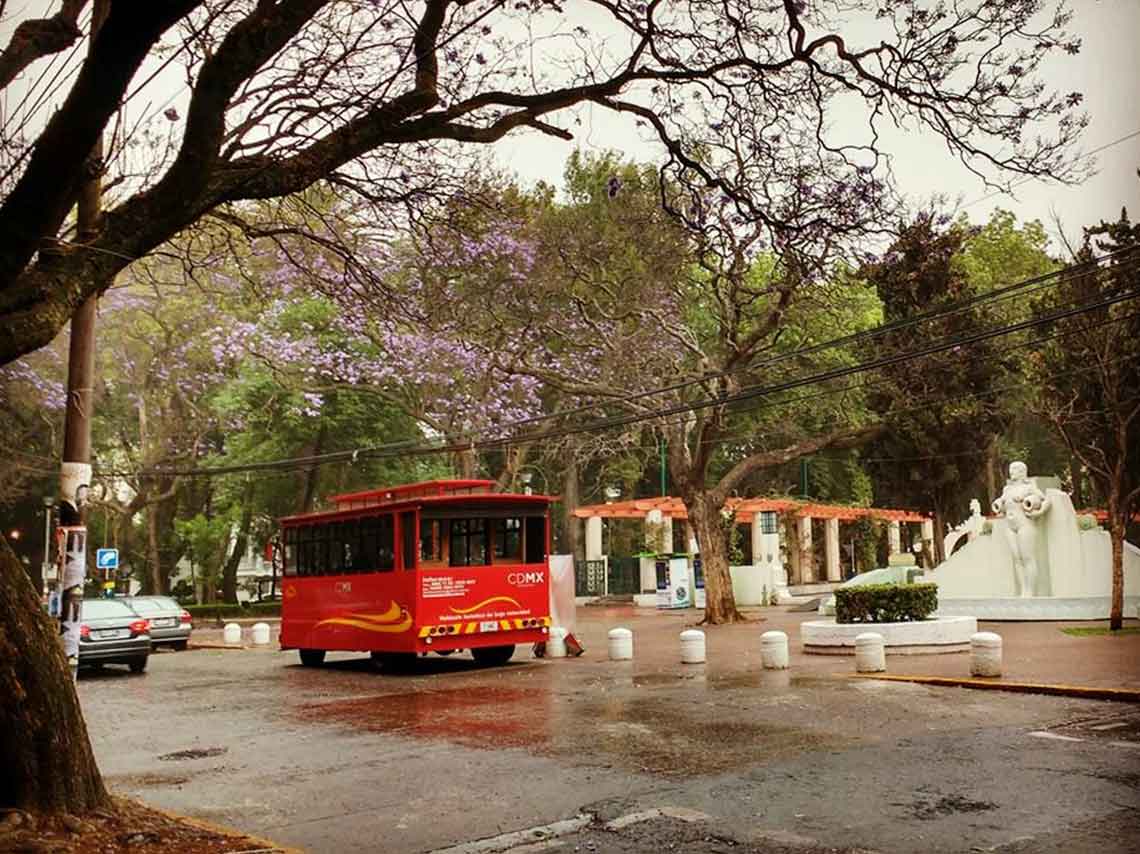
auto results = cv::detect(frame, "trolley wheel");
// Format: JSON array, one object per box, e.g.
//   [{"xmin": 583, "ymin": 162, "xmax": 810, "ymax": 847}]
[
  {"xmin": 471, "ymin": 645, "xmax": 515, "ymax": 667},
  {"xmin": 298, "ymin": 649, "xmax": 326, "ymax": 667}
]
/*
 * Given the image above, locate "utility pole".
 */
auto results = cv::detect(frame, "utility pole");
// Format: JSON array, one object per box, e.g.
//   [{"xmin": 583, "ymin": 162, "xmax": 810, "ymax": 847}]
[{"xmin": 57, "ymin": 0, "xmax": 109, "ymax": 681}]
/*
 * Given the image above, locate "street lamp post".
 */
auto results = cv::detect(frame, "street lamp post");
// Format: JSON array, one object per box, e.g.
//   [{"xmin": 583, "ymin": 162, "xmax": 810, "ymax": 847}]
[
  {"xmin": 41, "ymin": 495, "xmax": 54, "ymax": 594},
  {"xmin": 602, "ymin": 486, "xmax": 621, "ymax": 597}
]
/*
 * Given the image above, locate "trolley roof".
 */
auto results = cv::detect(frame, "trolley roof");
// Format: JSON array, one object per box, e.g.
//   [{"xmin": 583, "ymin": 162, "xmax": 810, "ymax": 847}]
[{"xmin": 280, "ymin": 479, "xmax": 551, "ymax": 525}]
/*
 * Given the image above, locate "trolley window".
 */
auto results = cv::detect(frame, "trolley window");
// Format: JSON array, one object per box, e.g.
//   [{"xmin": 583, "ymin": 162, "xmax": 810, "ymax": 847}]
[
  {"xmin": 420, "ymin": 518, "xmax": 443, "ymax": 566},
  {"xmin": 449, "ymin": 518, "xmax": 489, "ymax": 567},
  {"xmin": 492, "ymin": 518, "xmax": 523, "ymax": 562},
  {"xmin": 401, "ymin": 512, "xmax": 416, "ymax": 570},
  {"xmin": 524, "ymin": 516, "xmax": 545, "ymax": 563},
  {"xmin": 365, "ymin": 514, "xmax": 396, "ymax": 572},
  {"xmin": 283, "ymin": 527, "xmax": 298, "ymax": 576}
]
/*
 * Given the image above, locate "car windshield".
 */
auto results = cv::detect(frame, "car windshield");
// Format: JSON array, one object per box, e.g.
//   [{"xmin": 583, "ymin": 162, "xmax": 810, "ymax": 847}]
[
  {"xmin": 82, "ymin": 599, "xmax": 136, "ymax": 619},
  {"xmin": 129, "ymin": 597, "xmax": 179, "ymax": 614}
]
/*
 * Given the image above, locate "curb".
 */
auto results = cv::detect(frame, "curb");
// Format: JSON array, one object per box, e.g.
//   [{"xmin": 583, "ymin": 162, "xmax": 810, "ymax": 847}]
[
  {"xmin": 120, "ymin": 796, "xmax": 301, "ymax": 854},
  {"xmin": 845, "ymin": 673, "xmax": 1140, "ymax": 703}
]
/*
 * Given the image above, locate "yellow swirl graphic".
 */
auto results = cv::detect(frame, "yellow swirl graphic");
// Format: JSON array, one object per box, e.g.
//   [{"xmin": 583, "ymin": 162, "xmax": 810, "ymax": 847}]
[
  {"xmin": 448, "ymin": 595, "xmax": 521, "ymax": 615},
  {"xmin": 365, "ymin": 601, "xmax": 402, "ymax": 623},
  {"xmin": 315, "ymin": 614, "xmax": 413, "ymax": 633},
  {"xmin": 314, "ymin": 601, "xmax": 412, "ymax": 634}
]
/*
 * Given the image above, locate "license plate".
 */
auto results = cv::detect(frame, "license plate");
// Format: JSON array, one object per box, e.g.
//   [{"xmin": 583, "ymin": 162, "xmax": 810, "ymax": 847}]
[
  {"xmin": 95, "ymin": 629, "xmax": 128, "ymax": 639},
  {"xmin": 479, "ymin": 621, "xmax": 499, "ymax": 632},
  {"xmin": 153, "ymin": 618, "xmax": 177, "ymax": 627}
]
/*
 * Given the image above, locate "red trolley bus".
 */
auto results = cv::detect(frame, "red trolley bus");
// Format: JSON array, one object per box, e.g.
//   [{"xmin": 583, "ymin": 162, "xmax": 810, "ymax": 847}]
[{"xmin": 278, "ymin": 479, "xmax": 552, "ymax": 668}]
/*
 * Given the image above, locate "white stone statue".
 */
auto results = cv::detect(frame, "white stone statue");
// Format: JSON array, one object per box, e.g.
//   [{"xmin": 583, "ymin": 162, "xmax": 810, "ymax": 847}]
[{"xmin": 992, "ymin": 461, "xmax": 1051, "ymax": 597}]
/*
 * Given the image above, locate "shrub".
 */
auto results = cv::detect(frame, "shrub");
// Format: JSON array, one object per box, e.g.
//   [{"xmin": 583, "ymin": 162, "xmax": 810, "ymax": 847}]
[
  {"xmin": 184, "ymin": 602, "xmax": 281, "ymax": 622},
  {"xmin": 834, "ymin": 582, "xmax": 938, "ymax": 624}
]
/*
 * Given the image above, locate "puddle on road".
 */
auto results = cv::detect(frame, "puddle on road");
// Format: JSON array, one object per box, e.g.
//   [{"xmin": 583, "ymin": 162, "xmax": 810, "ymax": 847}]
[
  {"xmin": 899, "ymin": 791, "xmax": 998, "ymax": 820},
  {"xmin": 293, "ymin": 679, "xmax": 851, "ymax": 778},
  {"xmin": 627, "ymin": 670, "xmax": 841, "ymax": 692},
  {"xmin": 295, "ymin": 685, "xmax": 542, "ymax": 749},
  {"xmin": 105, "ymin": 772, "xmax": 191, "ymax": 788},
  {"xmin": 158, "ymin": 747, "xmax": 228, "ymax": 761}
]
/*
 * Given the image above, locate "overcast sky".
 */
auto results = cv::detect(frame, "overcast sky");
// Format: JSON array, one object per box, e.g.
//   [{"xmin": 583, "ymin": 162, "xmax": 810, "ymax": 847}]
[
  {"xmin": 3, "ymin": 1, "xmax": 1138, "ymax": 253},
  {"xmin": 493, "ymin": 0, "xmax": 1140, "ymax": 252}
]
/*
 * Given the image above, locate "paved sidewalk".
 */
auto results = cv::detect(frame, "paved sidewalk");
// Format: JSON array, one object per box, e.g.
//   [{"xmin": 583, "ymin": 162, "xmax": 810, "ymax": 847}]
[
  {"xmin": 567, "ymin": 605, "xmax": 1140, "ymax": 692},
  {"xmin": 191, "ymin": 604, "xmax": 1140, "ymax": 692}
]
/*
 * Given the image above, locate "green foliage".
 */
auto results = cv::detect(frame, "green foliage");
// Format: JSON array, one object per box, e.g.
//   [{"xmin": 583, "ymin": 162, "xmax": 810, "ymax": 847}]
[
  {"xmin": 175, "ymin": 514, "xmax": 232, "ymax": 583},
  {"xmin": 861, "ymin": 211, "xmax": 1051, "ymax": 529},
  {"xmin": 834, "ymin": 582, "xmax": 938, "ymax": 624},
  {"xmin": 957, "ymin": 210, "xmax": 1057, "ymax": 296},
  {"xmin": 183, "ymin": 602, "xmax": 281, "ymax": 622},
  {"xmin": 853, "ymin": 517, "xmax": 880, "ymax": 573},
  {"xmin": 1060, "ymin": 626, "xmax": 1140, "ymax": 637}
]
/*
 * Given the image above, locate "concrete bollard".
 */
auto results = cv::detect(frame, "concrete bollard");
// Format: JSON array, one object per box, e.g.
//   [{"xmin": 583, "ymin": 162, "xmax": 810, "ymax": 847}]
[
  {"xmin": 680, "ymin": 629, "xmax": 706, "ymax": 664},
  {"xmin": 760, "ymin": 630, "xmax": 789, "ymax": 670},
  {"xmin": 546, "ymin": 626, "xmax": 568, "ymax": 658},
  {"xmin": 970, "ymin": 631, "xmax": 1002, "ymax": 677},
  {"xmin": 251, "ymin": 622, "xmax": 271, "ymax": 646},
  {"xmin": 854, "ymin": 632, "xmax": 886, "ymax": 673},
  {"xmin": 223, "ymin": 622, "xmax": 242, "ymax": 646},
  {"xmin": 608, "ymin": 627, "xmax": 633, "ymax": 661}
]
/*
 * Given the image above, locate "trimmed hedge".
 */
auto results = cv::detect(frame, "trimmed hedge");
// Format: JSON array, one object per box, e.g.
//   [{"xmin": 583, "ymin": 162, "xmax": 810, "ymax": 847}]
[
  {"xmin": 183, "ymin": 602, "xmax": 281, "ymax": 621},
  {"xmin": 834, "ymin": 582, "xmax": 937, "ymax": 624}
]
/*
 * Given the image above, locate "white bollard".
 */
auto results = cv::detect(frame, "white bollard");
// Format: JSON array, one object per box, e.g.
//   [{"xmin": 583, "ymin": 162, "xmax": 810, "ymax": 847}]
[
  {"xmin": 760, "ymin": 630, "xmax": 789, "ymax": 670},
  {"xmin": 223, "ymin": 622, "xmax": 242, "ymax": 646},
  {"xmin": 608, "ymin": 627, "xmax": 633, "ymax": 661},
  {"xmin": 854, "ymin": 632, "xmax": 886, "ymax": 673},
  {"xmin": 251, "ymin": 622, "xmax": 271, "ymax": 646},
  {"xmin": 546, "ymin": 626, "xmax": 568, "ymax": 658},
  {"xmin": 970, "ymin": 631, "xmax": 1002, "ymax": 677},
  {"xmin": 679, "ymin": 629, "xmax": 706, "ymax": 664}
]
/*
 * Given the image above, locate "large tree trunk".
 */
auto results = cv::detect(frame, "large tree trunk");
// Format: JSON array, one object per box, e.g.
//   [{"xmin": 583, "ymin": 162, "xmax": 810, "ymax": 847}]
[
  {"xmin": 985, "ymin": 438, "xmax": 999, "ymax": 506},
  {"xmin": 561, "ymin": 460, "xmax": 580, "ymax": 560},
  {"xmin": 1109, "ymin": 511, "xmax": 1125, "ymax": 631},
  {"xmin": 686, "ymin": 495, "xmax": 743, "ymax": 624},
  {"xmin": 299, "ymin": 422, "xmax": 327, "ymax": 512},
  {"xmin": 146, "ymin": 504, "xmax": 162, "ymax": 594},
  {"xmin": 1069, "ymin": 457, "xmax": 1084, "ymax": 509},
  {"xmin": 0, "ymin": 536, "xmax": 108, "ymax": 813},
  {"xmin": 932, "ymin": 501, "xmax": 947, "ymax": 565},
  {"xmin": 222, "ymin": 480, "xmax": 255, "ymax": 604},
  {"xmin": 454, "ymin": 446, "xmax": 478, "ymax": 479}
]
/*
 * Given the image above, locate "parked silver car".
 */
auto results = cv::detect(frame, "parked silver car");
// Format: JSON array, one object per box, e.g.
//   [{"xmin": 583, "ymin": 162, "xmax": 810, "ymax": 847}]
[
  {"xmin": 122, "ymin": 595, "xmax": 193, "ymax": 650},
  {"xmin": 79, "ymin": 598, "xmax": 151, "ymax": 673}
]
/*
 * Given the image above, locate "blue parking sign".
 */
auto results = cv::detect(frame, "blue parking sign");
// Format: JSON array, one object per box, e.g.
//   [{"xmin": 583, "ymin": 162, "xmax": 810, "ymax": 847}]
[{"xmin": 95, "ymin": 548, "xmax": 119, "ymax": 570}]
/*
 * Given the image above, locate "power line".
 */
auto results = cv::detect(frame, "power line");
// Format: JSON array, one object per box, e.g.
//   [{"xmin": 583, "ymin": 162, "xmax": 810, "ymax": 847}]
[
  {"xmin": 107, "ymin": 263, "xmax": 1140, "ymax": 479},
  {"xmin": 961, "ymin": 128, "xmax": 1140, "ymax": 209},
  {"xmin": 474, "ymin": 246, "xmax": 1124, "ymax": 436}
]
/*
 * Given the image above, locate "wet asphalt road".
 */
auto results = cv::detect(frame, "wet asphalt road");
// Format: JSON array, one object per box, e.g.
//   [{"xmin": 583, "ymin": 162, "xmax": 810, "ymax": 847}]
[{"xmin": 79, "ymin": 620, "xmax": 1140, "ymax": 854}]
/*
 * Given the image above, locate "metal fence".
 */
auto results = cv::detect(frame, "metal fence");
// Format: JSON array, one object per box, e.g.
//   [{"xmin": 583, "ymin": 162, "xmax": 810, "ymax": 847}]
[{"xmin": 574, "ymin": 557, "xmax": 640, "ymax": 596}]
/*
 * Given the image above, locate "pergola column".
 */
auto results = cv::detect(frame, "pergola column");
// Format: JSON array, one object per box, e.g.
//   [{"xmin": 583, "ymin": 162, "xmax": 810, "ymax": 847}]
[
  {"xmin": 644, "ymin": 508, "xmax": 672, "ymax": 554},
  {"xmin": 585, "ymin": 516, "xmax": 603, "ymax": 561},
  {"xmin": 797, "ymin": 516, "xmax": 814, "ymax": 582},
  {"xmin": 887, "ymin": 521, "xmax": 901, "ymax": 556},
  {"xmin": 824, "ymin": 517, "xmax": 841, "ymax": 582},
  {"xmin": 753, "ymin": 511, "xmax": 788, "ymax": 600}
]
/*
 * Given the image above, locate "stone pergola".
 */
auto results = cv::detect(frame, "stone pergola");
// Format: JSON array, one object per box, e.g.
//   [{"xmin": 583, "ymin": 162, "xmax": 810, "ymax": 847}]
[{"xmin": 573, "ymin": 496, "xmax": 932, "ymax": 585}]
